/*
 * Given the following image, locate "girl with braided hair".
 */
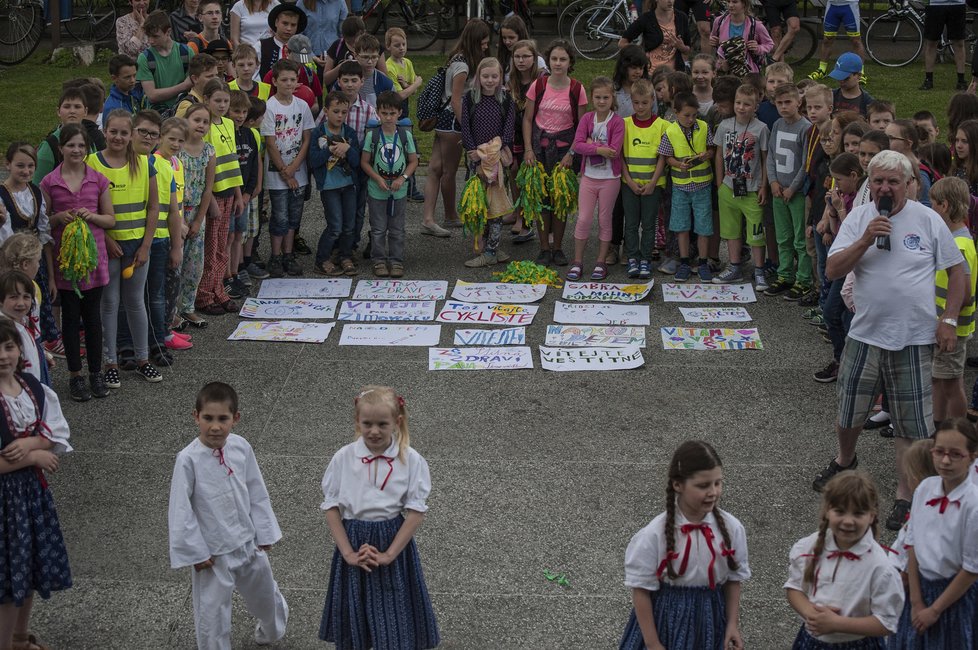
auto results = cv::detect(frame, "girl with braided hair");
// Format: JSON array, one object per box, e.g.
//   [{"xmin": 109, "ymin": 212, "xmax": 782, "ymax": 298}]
[
  {"xmin": 785, "ymin": 472, "xmax": 904, "ymax": 648},
  {"xmin": 619, "ymin": 440, "xmax": 750, "ymax": 650}
]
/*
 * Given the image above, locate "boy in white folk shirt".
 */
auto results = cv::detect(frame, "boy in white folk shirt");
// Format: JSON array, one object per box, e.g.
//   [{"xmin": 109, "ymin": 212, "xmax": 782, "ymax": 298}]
[{"xmin": 169, "ymin": 382, "xmax": 288, "ymax": 649}]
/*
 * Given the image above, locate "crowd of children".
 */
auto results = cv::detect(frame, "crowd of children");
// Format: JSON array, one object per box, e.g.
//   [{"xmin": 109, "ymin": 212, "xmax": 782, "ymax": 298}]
[{"xmin": 7, "ymin": 1, "xmax": 978, "ymax": 645}]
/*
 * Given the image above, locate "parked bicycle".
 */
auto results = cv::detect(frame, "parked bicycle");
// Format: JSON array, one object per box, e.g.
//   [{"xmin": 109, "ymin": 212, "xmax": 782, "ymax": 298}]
[
  {"xmin": 864, "ymin": 0, "xmax": 978, "ymax": 67},
  {"xmin": 0, "ymin": 0, "xmax": 44, "ymax": 64},
  {"xmin": 360, "ymin": 0, "xmax": 445, "ymax": 50}
]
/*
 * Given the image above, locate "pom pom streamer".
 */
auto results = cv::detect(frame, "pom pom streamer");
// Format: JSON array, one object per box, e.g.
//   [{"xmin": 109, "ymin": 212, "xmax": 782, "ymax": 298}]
[
  {"xmin": 514, "ymin": 162, "xmax": 548, "ymax": 229},
  {"xmin": 548, "ymin": 165, "xmax": 578, "ymax": 222},
  {"xmin": 58, "ymin": 216, "xmax": 99, "ymax": 297},
  {"xmin": 492, "ymin": 261, "xmax": 563, "ymax": 288}
]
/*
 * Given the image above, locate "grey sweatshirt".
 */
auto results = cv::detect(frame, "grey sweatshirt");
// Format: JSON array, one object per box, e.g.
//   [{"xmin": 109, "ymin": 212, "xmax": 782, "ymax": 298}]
[{"xmin": 766, "ymin": 116, "xmax": 812, "ymax": 193}]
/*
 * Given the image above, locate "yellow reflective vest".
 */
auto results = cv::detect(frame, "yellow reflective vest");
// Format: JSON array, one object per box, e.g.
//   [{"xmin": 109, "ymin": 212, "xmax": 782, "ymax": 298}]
[
  {"xmin": 623, "ymin": 116, "xmax": 667, "ymax": 188},
  {"xmin": 936, "ymin": 233, "xmax": 978, "ymax": 337},
  {"xmin": 205, "ymin": 117, "xmax": 242, "ymax": 193},
  {"xmin": 664, "ymin": 119, "xmax": 712, "ymax": 187},
  {"xmin": 85, "ymin": 153, "xmax": 150, "ymax": 241},
  {"xmin": 151, "ymin": 154, "xmax": 176, "ymax": 239},
  {"xmin": 229, "ymin": 79, "xmax": 271, "ymax": 102}
]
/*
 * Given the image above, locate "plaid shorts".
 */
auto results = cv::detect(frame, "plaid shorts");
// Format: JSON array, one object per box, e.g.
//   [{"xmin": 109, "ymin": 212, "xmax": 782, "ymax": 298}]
[{"xmin": 837, "ymin": 338, "xmax": 933, "ymax": 439}]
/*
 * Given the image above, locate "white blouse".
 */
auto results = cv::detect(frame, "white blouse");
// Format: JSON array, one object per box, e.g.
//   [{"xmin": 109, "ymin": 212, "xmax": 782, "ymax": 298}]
[
  {"xmin": 1, "ymin": 382, "xmax": 71, "ymax": 455},
  {"xmin": 168, "ymin": 433, "xmax": 282, "ymax": 568},
  {"xmin": 905, "ymin": 475, "xmax": 978, "ymax": 580},
  {"xmin": 785, "ymin": 529, "xmax": 904, "ymax": 643},
  {"xmin": 886, "ymin": 522, "xmax": 910, "ymax": 573},
  {"xmin": 624, "ymin": 507, "xmax": 751, "ymax": 591},
  {"xmin": 320, "ymin": 437, "xmax": 431, "ymax": 521},
  {"xmin": 230, "ymin": 0, "xmax": 280, "ymax": 47}
]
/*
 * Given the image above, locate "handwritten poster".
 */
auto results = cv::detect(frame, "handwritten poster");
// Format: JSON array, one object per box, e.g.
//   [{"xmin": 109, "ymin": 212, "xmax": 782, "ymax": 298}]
[
  {"xmin": 353, "ymin": 280, "xmax": 448, "ymax": 301},
  {"xmin": 452, "ymin": 280, "xmax": 547, "ymax": 303},
  {"xmin": 256, "ymin": 278, "xmax": 351, "ymax": 299},
  {"xmin": 561, "ymin": 281, "xmax": 654, "ymax": 303},
  {"xmin": 553, "ymin": 301, "xmax": 650, "ymax": 326},
  {"xmin": 544, "ymin": 325, "xmax": 647, "ymax": 348},
  {"xmin": 539, "ymin": 346, "xmax": 645, "ymax": 371},
  {"xmin": 339, "ymin": 324, "xmax": 442, "ymax": 346},
  {"xmin": 436, "ymin": 301, "xmax": 539, "ymax": 325},
  {"xmin": 679, "ymin": 307, "xmax": 753, "ymax": 323},
  {"xmin": 227, "ymin": 320, "xmax": 335, "ymax": 343},
  {"xmin": 338, "ymin": 301, "xmax": 437, "ymax": 322},
  {"xmin": 453, "ymin": 327, "xmax": 526, "ymax": 346},
  {"xmin": 660, "ymin": 327, "xmax": 763, "ymax": 350},
  {"xmin": 428, "ymin": 347, "xmax": 534, "ymax": 371},
  {"xmin": 662, "ymin": 283, "xmax": 757, "ymax": 303},
  {"xmin": 238, "ymin": 298, "xmax": 337, "ymax": 320}
]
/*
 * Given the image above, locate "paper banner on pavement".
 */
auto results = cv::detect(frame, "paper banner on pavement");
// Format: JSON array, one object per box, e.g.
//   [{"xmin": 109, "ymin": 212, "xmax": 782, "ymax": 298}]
[
  {"xmin": 239, "ymin": 298, "xmax": 337, "ymax": 319},
  {"xmin": 339, "ymin": 324, "xmax": 441, "ymax": 346},
  {"xmin": 353, "ymin": 280, "xmax": 448, "ymax": 301},
  {"xmin": 553, "ymin": 301, "xmax": 650, "ymax": 325},
  {"xmin": 256, "ymin": 278, "xmax": 351, "ymax": 298},
  {"xmin": 338, "ymin": 301, "xmax": 437, "ymax": 321},
  {"xmin": 540, "ymin": 346, "xmax": 645, "ymax": 371},
  {"xmin": 227, "ymin": 320, "xmax": 335, "ymax": 343},
  {"xmin": 453, "ymin": 327, "xmax": 526, "ymax": 346},
  {"xmin": 679, "ymin": 306, "xmax": 752, "ymax": 323},
  {"xmin": 428, "ymin": 347, "xmax": 534, "ymax": 370},
  {"xmin": 662, "ymin": 283, "xmax": 757, "ymax": 303},
  {"xmin": 561, "ymin": 281, "xmax": 653, "ymax": 303},
  {"xmin": 661, "ymin": 327, "xmax": 763, "ymax": 350},
  {"xmin": 451, "ymin": 280, "xmax": 547, "ymax": 303},
  {"xmin": 436, "ymin": 301, "xmax": 539, "ymax": 325},
  {"xmin": 544, "ymin": 325, "xmax": 646, "ymax": 348}
]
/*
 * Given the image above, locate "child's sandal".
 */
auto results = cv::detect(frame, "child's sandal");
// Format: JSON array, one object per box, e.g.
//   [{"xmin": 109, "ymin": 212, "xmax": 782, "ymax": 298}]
[
  {"xmin": 591, "ymin": 263, "xmax": 608, "ymax": 281},
  {"xmin": 566, "ymin": 264, "xmax": 583, "ymax": 281},
  {"xmin": 180, "ymin": 312, "xmax": 208, "ymax": 329},
  {"xmin": 13, "ymin": 631, "xmax": 50, "ymax": 650}
]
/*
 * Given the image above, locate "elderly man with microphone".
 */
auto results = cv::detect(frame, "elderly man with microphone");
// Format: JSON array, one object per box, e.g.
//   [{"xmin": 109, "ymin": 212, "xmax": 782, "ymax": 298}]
[{"xmin": 811, "ymin": 150, "xmax": 967, "ymax": 530}]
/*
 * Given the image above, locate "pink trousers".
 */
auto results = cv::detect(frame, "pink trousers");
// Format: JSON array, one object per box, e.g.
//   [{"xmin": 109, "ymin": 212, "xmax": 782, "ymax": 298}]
[{"xmin": 574, "ymin": 176, "xmax": 620, "ymax": 242}]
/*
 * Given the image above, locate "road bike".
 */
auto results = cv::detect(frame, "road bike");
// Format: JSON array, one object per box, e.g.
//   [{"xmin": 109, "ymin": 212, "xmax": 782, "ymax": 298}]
[
  {"xmin": 361, "ymin": 0, "xmax": 446, "ymax": 50},
  {"xmin": 864, "ymin": 0, "xmax": 978, "ymax": 67},
  {"xmin": 63, "ymin": 0, "xmax": 116, "ymax": 42}
]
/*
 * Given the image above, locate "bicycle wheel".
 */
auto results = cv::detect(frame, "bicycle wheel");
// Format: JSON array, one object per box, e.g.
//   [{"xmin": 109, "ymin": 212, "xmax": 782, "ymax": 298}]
[
  {"xmin": 558, "ymin": 0, "xmax": 594, "ymax": 37},
  {"xmin": 865, "ymin": 11, "xmax": 923, "ymax": 67},
  {"xmin": 64, "ymin": 0, "xmax": 117, "ymax": 42},
  {"xmin": 374, "ymin": 0, "xmax": 444, "ymax": 51},
  {"xmin": 0, "ymin": 0, "xmax": 43, "ymax": 65},
  {"xmin": 782, "ymin": 21, "xmax": 818, "ymax": 67},
  {"xmin": 570, "ymin": 5, "xmax": 628, "ymax": 60}
]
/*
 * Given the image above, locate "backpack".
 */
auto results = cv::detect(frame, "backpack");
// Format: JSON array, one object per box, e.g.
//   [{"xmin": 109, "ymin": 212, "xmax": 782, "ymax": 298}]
[
  {"xmin": 530, "ymin": 76, "xmax": 583, "ymax": 130},
  {"xmin": 713, "ymin": 14, "xmax": 760, "ymax": 76},
  {"xmin": 45, "ymin": 133, "xmax": 62, "ymax": 167},
  {"xmin": 416, "ymin": 66, "xmax": 451, "ymax": 132},
  {"xmin": 367, "ymin": 125, "xmax": 411, "ymax": 178},
  {"xmin": 160, "ymin": 92, "xmax": 197, "ymax": 119},
  {"xmin": 144, "ymin": 42, "xmax": 191, "ymax": 76}
]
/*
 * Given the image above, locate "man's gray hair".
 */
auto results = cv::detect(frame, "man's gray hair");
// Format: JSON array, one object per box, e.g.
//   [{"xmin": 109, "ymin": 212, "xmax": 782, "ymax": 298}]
[{"xmin": 867, "ymin": 150, "xmax": 913, "ymax": 181}]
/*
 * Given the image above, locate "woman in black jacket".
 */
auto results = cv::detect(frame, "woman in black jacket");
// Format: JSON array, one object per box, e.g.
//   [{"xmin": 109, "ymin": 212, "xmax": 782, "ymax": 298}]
[{"xmin": 618, "ymin": 0, "xmax": 692, "ymax": 71}]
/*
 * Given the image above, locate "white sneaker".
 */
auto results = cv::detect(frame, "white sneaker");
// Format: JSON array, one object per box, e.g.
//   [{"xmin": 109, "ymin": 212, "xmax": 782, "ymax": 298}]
[{"xmin": 754, "ymin": 270, "xmax": 769, "ymax": 292}]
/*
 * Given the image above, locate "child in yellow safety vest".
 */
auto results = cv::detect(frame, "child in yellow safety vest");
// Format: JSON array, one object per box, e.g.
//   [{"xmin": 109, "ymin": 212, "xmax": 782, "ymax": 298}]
[{"xmin": 655, "ymin": 92, "xmax": 716, "ymax": 283}]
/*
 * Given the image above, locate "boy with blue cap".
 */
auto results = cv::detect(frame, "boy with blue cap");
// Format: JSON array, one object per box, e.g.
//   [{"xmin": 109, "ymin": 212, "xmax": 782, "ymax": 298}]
[{"xmin": 829, "ymin": 53, "xmax": 874, "ymax": 117}]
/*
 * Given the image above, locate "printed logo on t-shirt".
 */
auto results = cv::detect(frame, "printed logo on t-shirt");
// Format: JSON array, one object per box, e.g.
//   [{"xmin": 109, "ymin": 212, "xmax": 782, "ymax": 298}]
[
  {"xmin": 903, "ymin": 233, "xmax": 921, "ymax": 251},
  {"xmin": 723, "ymin": 131, "xmax": 758, "ymax": 180}
]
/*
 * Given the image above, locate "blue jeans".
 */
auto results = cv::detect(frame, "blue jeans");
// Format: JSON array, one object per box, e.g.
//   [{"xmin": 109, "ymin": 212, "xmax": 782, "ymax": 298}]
[
  {"xmin": 118, "ymin": 237, "xmax": 170, "ymax": 355},
  {"xmin": 316, "ymin": 185, "xmax": 357, "ymax": 264},
  {"xmin": 268, "ymin": 188, "xmax": 305, "ymax": 238},
  {"xmin": 353, "ymin": 177, "xmax": 367, "ymax": 250},
  {"xmin": 824, "ymin": 278, "xmax": 848, "ymax": 361},
  {"xmin": 813, "ymin": 232, "xmax": 831, "ymax": 311}
]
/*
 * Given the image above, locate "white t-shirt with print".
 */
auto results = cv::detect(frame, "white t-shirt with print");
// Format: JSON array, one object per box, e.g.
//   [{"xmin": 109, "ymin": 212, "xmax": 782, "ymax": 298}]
[{"xmin": 260, "ymin": 95, "xmax": 315, "ymax": 190}]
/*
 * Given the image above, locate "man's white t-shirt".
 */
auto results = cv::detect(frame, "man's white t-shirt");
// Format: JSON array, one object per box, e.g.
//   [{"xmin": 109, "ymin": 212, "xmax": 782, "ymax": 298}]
[
  {"xmin": 260, "ymin": 95, "xmax": 315, "ymax": 191},
  {"xmin": 828, "ymin": 199, "xmax": 963, "ymax": 351}
]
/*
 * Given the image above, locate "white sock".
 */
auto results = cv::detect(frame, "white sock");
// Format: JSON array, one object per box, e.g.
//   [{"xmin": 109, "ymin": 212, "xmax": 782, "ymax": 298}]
[{"xmin": 870, "ymin": 410, "xmax": 890, "ymax": 423}]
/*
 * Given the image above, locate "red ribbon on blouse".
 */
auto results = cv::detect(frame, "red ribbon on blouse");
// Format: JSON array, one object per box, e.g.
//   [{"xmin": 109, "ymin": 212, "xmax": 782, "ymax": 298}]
[
  {"xmin": 804, "ymin": 549, "xmax": 861, "ymax": 597},
  {"xmin": 362, "ymin": 455, "xmax": 394, "ymax": 490},
  {"xmin": 926, "ymin": 496, "xmax": 961, "ymax": 514},
  {"xmin": 212, "ymin": 448, "xmax": 233, "ymax": 476},
  {"xmin": 680, "ymin": 523, "xmax": 719, "ymax": 589}
]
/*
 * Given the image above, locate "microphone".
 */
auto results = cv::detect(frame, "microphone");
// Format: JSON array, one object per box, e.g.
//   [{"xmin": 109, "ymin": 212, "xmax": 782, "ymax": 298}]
[{"xmin": 875, "ymin": 196, "xmax": 894, "ymax": 250}]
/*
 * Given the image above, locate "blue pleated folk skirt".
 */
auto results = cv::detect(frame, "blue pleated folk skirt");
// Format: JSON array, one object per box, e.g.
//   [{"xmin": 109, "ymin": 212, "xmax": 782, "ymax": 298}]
[
  {"xmin": 887, "ymin": 579, "xmax": 978, "ymax": 649},
  {"xmin": 793, "ymin": 626, "xmax": 886, "ymax": 649},
  {"xmin": 619, "ymin": 584, "xmax": 727, "ymax": 650},
  {"xmin": 319, "ymin": 516, "xmax": 440, "ymax": 649},
  {"xmin": 0, "ymin": 469, "xmax": 71, "ymax": 606}
]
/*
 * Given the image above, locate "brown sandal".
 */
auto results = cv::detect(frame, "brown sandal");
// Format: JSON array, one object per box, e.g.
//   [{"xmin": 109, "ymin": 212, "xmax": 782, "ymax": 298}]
[{"xmin": 341, "ymin": 259, "xmax": 358, "ymax": 276}]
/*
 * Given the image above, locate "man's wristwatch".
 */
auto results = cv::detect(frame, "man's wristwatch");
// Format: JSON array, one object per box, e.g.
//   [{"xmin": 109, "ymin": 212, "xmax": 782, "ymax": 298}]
[
  {"xmin": 941, "ymin": 317, "xmax": 958, "ymax": 328},
  {"xmin": 402, "ymin": 174, "xmax": 410, "ymax": 181}
]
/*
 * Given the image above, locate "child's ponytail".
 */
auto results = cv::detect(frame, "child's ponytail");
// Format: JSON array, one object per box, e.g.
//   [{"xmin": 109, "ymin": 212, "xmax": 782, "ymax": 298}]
[
  {"xmin": 802, "ymin": 517, "xmax": 829, "ymax": 589},
  {"xmin": 663, "ymin": 480, "xmax": 679, "ymax": 580}
]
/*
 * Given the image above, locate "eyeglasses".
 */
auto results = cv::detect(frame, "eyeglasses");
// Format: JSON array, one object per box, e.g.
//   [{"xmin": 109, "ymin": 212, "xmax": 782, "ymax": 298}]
[
  {"xmin": 931, "ymin": 447, "xmax": 970, "ymax": 461},
  {"xmin": 135, "ymin": 127, "xmax": 160, "ymax": 139},
  {"xmin": 358, "ymin": 54, "xmax": 379, "ymax": 61}
]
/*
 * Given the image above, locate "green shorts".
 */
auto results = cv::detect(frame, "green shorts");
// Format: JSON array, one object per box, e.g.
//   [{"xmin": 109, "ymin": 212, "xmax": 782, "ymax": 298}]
[{"xmin": 718, "ymin": 183, "xmax": 765, "ymax": 246}]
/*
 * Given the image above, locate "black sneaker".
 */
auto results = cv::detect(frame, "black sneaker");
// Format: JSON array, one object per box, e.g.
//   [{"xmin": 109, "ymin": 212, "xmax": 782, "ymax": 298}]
[
  {"xmin": 224, "ymin": 278, "xmax": 244, "ymax": 299},
  {"xmin": 967, "ymin": 356, "xmax": 978, "ymax": 368},
  {"xmin": 879, "ymin": 425, "xmax": 895, "ymax": 439},
  {"xmin": 534, "ymin": 250, "xmax": 553, "ymax": 266},
  {"xmin": 119, "ymin": 351, "xmax": 137, "ymax": 372},
  {"xmin": 136, "ymin": 362, "xmax": 163, "ymax": 383},
  {"xmin": 814, "ymin": 359, "xmax": 839, "ymax": 383},
  {"xmin": 552, "ymin": 250, "xmax": 568, "ymax": 266},
  {"xmin": 784, "ymin": 285, "xmax": 808, "ymax": 302},
  {"xmin": 153, "ymin": 349, "xmax": 174, "ymax": 367},
  {"xmin": 863, "ymin": 413, "xmax": 891, "ymax": 430},
  {"xmin": 69, "ymin": 376, "xmax": 91, "ymax": 402},
  {"xmin": 813, "ymin": 456, "xmax": 858, "ymax": 492},
  {"xmin": 267, "ymin": 255, "xmax": 285, "ymax": 278},
  {"xmin": 232, "ymin": 277, "xmax": 250, "ymax": 297},
  {"xmin": 886, "ymin": 499, "xmax": 911, "ymax": 531},
  {"xmin": 89, "ymin": 372, "xmax": 109, "ymax": 398},
  {"xmin": 103, "ymin": 367, "xmax": 122, "ymax": 389},
  {"xmin": 797, "ymin": 290, "xmax": 819, "ymax": 306},
  {"xmin": 285, "ymin": 253, "xmax": 302, "ymax": 276},
  {"xmin": 764, "ymin": 280, "xmax": 793, "ymax": 297},
  {"xmin": 294, "ymin": 236, "xmax": 312, "ymax": 255},
  {"xmin": 919, "ymin": 78, "xmax": 934, "ymax": 90}
]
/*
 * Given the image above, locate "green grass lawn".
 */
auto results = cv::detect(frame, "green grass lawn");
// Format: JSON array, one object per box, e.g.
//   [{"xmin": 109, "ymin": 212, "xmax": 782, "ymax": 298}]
[{"xmin": 0, "ymin": 49, "xmax": 964, "ymax": 161}]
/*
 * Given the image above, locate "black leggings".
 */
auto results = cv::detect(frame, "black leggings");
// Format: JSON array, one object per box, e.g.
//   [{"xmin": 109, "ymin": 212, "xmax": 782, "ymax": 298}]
[{"xmin": 60, "ymin": 286, "xmax": 103, "ymax": 374}]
